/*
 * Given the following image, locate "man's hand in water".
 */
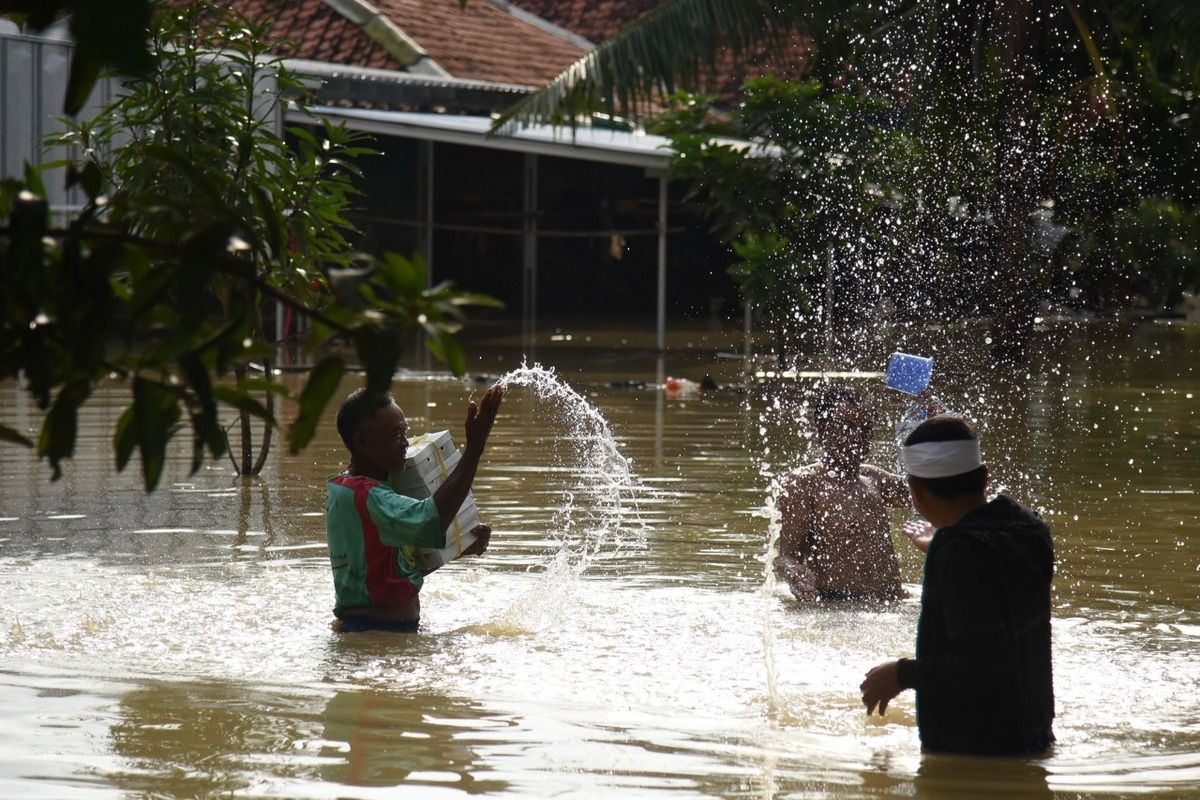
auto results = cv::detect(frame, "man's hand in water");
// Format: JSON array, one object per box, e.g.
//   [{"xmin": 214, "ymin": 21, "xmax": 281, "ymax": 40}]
[
  {"xmin": 462, "ymin": 524, "xmax": 491, "ymax": 556},
  {"xmin": 465, "ymin": 383, "xmax": 504, "ymax": 456},
  {"xmin": 776, "ymin": 555, "xmax": 820, "ymax": 602},
  {"xmin": 902, "ymin": 520, "xmax": 935, "ymax": 553},
  {"xmin": 861, "ymin": 660, "xmax": 903, "ymax": 715}
]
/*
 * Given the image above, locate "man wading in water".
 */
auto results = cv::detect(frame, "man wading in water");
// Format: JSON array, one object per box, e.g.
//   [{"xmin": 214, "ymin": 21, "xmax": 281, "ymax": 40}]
[
  {"xmin": 776, "ymin": 385, "xmax": 912, "ymax": 603},
  {"xmin": 860, "ymin": 416, "xmax": 1055, "ymax": 755},
  {"xmin": 325, "ymin": 384, "xmax": 504, "ymax": 632}
]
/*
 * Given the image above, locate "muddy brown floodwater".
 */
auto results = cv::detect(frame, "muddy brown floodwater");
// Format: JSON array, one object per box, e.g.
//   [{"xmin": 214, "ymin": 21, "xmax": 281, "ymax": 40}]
[{"xmin": 1, "ymin": 319, "xmax": 1197, "ymax": 798}]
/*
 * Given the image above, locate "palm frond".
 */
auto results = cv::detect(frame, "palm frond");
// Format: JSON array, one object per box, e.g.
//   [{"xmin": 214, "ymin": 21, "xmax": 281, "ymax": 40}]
[
  {"xmin": 491, "ymin": 0, "xmax": 826, "ymax": 134},
  {"xmin": 1105, "ymin": 0, "xmax": 1200, "ymax": 72}
]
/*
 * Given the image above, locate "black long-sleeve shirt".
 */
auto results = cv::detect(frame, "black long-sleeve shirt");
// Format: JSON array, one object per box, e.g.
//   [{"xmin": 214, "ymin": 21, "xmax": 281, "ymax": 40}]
[{"xmin": 896, "ymin": 494, "xmax": 1055, "ymax": 755}]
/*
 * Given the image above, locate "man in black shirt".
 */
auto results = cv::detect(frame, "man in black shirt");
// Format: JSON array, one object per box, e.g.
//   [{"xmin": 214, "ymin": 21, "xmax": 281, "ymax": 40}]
[{"xmin": 860, "ymin": 416, "xmax": 1055, "ymax": 755}]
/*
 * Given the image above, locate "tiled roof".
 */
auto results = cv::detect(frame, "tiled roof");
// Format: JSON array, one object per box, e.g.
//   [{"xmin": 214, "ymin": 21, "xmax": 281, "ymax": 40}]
[
  {"xmin": 375, "ymin": 0, "xmax": 586, "ymax": 86},
  {"xmin": 221, "ymin": 0, "xmax": 588, "ymax": 86},
  {"xmin": 511, "ymin": 0, "xmax": 659, "ymax": 44},
  {"xmin": 229, "ymin": 0, "xmax": 400, "ymax": 70}
]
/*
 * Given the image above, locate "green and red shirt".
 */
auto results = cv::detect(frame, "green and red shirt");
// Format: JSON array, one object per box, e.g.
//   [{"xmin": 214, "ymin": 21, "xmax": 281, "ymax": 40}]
[{"xmin": 325, "ymin": 474, "xmax": 445, "ymax": 616}]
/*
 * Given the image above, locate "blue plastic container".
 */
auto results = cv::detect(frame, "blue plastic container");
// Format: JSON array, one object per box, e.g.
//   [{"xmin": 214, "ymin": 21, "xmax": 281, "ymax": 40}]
[{"xmin": 886, "ymin": 352, "xmax": 934, "ymax": 395}]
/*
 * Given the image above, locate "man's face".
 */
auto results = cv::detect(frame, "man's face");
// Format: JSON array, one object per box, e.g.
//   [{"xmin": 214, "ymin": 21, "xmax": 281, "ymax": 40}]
[
  {"xmin": 818, "ymin": 402, "xmax": 874, "ymax": 469},
  {"xmin": 353, "ymin": 400, "xmax": 410, "ymax": 476}
]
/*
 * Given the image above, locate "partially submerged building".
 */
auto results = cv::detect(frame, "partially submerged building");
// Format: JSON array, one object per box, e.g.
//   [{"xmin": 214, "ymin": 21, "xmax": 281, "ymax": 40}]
[
  {"xmin": 0, "ymin": 1, "xmax": 760, "ymax": 352},
  {"xmin": 219, "ymin": 0, "xmax": 741, "ymax": 349}
]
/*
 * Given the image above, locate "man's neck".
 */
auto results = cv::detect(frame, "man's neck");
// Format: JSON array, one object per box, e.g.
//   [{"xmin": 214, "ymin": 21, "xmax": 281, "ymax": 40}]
[
  {"xmin": 928, "ymin": 494, "xmax": 988, "ymax": 529},
  {"xmin": 820, "ymin": 454, "xmax": 861, "ymax": 481},
  {"xmin": 347, "ymin": 459, "xmax": 387, "ymax": 482}
]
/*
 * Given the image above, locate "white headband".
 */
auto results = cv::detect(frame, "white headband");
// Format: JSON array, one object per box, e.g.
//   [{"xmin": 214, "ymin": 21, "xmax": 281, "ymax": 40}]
[{"xmin": 901, "ymin": 439, "xmax": 983, "ymax": 478}]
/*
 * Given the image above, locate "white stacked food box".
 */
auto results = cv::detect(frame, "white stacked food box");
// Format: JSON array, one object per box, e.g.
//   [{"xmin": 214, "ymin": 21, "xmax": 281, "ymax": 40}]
[{"xmin": 389, "ymin": 431, "xmax": 480, "ymax": 570}]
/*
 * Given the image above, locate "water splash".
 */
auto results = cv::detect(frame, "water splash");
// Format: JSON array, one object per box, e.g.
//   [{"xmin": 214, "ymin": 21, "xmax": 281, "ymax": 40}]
[
  {"xmin": 497, "ymin": 361, "xmax": 649, "ymax": 573},
  {"xmin": 759, "ymin": 489, "xmax": 785, "ymax": 722}
]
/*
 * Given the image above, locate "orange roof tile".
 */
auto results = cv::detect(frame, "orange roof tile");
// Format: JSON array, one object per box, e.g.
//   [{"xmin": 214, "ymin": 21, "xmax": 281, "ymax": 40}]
[
  {"xmin": 226, "ymin": 0, "xmax": 401, "ymax": 70},
  {"xmin": 376, "ymin": 0, "xmax": 585, "ymax": 85},
  {"xmin": 219, "ymin": 0, "xmax": 587, "ymax": 87}
]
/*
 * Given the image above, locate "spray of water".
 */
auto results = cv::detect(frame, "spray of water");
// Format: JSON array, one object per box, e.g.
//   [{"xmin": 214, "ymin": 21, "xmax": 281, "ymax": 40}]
[
  {"xmin": 758, "ymin": 489, "xmax": 785, "ymax": 721},
  {"xmin": 486, "ymin": 362, "xmax": 650, "ymax": 633}
]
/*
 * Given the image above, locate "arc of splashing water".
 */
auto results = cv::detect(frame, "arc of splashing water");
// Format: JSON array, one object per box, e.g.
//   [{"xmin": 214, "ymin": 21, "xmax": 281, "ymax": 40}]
[{"xmin": 496, "ymin": 362, "xmax": 649, "ymax": 572}]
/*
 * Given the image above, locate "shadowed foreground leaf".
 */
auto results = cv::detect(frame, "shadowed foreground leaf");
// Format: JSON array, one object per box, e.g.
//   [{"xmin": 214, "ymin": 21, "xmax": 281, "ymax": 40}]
[{"xmin": 289, "ymin": 356, "xmax": 346, "ymax": 453}]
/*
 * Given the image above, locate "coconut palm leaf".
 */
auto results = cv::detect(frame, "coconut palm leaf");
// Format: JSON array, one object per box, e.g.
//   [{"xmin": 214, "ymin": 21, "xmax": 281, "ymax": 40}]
[
  {"xmin": 1105, "ymin": 0, "xmax": 1200, "ymax": 71},
  {"xmin": 491, "ymin": 0, "xmax": 837, "ymax": 133},
  {"xmin": 496, "ymin": 0, "xmax": 1200, "ymax": 136}
]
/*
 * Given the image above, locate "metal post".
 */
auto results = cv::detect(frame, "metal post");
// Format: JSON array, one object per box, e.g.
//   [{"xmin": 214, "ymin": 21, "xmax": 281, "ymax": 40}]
[
  {"xmin": 1, "ymin": 37, "xmax": 8, "ymax": 178},
  {"xmin": 656, "ymin": 173, "xmax": 668, "ymax": 352},
  {"xmin": 522, "ymin": 153, "xmax": 538, "ymax": 354},
  {"xmin": 654, "ymin": 352, "xmax": 665, "ymax": 466},
  {"xmin": 418, "ymin": 140, "xmax": 434, "ymax": 276}
]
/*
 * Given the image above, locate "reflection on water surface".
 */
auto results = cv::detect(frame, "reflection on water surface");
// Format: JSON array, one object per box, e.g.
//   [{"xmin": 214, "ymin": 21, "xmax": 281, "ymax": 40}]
[{"xmin": 0, "ymin": 321, "xmax": 1197, "ymax": 798}]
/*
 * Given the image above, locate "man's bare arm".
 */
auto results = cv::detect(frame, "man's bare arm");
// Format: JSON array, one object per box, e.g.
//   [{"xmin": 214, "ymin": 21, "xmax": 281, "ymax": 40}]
[
  {"xmin": 776, "ymin": 472, "xmax": 820, "ymax": 601},
  {"xmin": 862, "ymin": 464, "xmax": 911, "ymax": 509}
]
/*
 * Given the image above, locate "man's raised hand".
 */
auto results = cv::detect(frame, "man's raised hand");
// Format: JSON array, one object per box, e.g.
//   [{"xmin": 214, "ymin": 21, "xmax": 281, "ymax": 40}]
[{"xmin": 465, "ymin": 383, "xmax": 504, "ymax": 455}]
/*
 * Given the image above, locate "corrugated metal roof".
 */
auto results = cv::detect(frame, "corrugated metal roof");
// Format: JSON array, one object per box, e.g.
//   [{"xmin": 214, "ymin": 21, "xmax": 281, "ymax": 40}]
[{"xmin": 295, "ymin": 106, "xmax": 677, "ymax": 169}]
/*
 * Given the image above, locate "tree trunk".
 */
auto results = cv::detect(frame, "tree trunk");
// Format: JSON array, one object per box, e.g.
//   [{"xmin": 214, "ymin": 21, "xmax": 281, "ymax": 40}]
[
  {"xmin": 251, "ymin": 359, "xmax": 273, "ymax": 476},
  {"xmin": 987, "ymin": 0, "xmax": 1046, "ymax": 366},
  {"xmin": 235, "ymin": 363, "xmax": 253, "ymax": 476}
]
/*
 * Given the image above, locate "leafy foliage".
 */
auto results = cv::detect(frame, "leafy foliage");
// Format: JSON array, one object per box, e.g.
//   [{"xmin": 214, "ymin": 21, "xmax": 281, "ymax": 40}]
[
  {"xmin": 492, "ymin": 0, "xmax": 819, "ymax": 133},
  {"xmin": 502, "ymin": 0, "xmax": 1200, "ymax": 360},
  {"xmin": 1, "ymin": 2, "xmax": 500, "ymax": 489},
  {"xmin": 654, "ymin": 78, "xmax": 921, "ymax": 355}
]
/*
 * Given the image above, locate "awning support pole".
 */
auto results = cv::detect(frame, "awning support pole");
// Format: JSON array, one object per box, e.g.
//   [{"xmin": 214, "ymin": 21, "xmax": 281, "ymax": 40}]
[
  {"xmin": 418, "ymin": 140, "xmax": 434, "ymax": 275},
  {"xmin": 522, "ymin": 153, "xmax": 539, "ymax": 354},
  {"xmin": 657, "ymin": 173, "xmax": 668, "ymax": 353}
]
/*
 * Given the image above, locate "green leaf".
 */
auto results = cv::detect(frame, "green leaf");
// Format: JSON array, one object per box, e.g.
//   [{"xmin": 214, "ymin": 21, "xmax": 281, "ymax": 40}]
[
  {"xmin": 113, "ymin": 405, "xmax": 137, "ymax": 472},
  {"xmin": 132, "ymin": 377, "xmax": 182, "ymax": 492},
  {"xmin": 382, "ymin": 251, "xmax": 428, "ymax": 297},
  {"xmin": 239, "ymin": 378, "xmax": 294, "ymax": 399},
  {"xmin": 213, "ymin": 386, "xmax": 275, "ymax": 422},
  {"xmin": 69, "ymin": 0, "xmax": 154, "ymax": 77},
  {"xmin": 447, "ymin": 291, "xmax": 506, "ymax": 309},
  {"xmin": 288, "ymin": 356, "xmax": 345, "ymax": 453},
  {"xmin": 79, "ymin": 160, "xmax": 104, "ymax": 201},
  {"xmin": 491, "ymin": 0, "xmax": 816, "ymax": 133},
  {"xmin": 426, "ymin": 331, "xmax": 466, "ymax": 376},
  {"xmin": 0, "ymin": 423, "xmax": 34, "ymax": 449},
  {"xmin": 253, "ymin": 184, "xmax": 285, "ymax": 256},
  {"xmin": 64, "ymin": 49, "xmax": 102, "ymax": 116},
  {"xmin": 179, "ymin": 352, "xmax": 224, "ymax": 459},
  {"xmin": 23, "ymin": 162, "xmax": 46, "ymax": 197},
  {"xmin": 37, "ymin": 380, "xmax": 90, "ymax": 481}
]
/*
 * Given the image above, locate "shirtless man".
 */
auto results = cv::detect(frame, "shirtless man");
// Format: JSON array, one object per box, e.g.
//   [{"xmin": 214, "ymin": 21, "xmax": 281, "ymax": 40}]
[{"xmin": 776, "ymin": 385, "xmax": 911, "ymax": 603}]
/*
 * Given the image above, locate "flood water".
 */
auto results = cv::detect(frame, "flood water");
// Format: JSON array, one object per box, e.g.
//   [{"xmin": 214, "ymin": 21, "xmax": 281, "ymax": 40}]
[{"xmin": 1, "ymin": 320, "xmax": 1197, "ymax": 798}]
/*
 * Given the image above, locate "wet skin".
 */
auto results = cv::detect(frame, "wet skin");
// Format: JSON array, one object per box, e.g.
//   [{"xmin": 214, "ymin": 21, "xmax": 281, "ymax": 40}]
[{"xmin": 776, "ymin": 401, "xmax": 911, "ymax": 602}]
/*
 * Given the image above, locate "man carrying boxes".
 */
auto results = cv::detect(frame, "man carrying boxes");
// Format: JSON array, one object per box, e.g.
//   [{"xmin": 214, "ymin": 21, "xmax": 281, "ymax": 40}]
[{"xmin": 325, "ymin": 384, "xmax": 503, "ymax": 633}]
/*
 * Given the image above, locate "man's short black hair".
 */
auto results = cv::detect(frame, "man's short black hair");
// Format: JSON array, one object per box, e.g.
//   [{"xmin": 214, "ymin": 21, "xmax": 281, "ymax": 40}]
[
  {"xmin": 335, "ymin": 388, "xmax": 393, "ymax": 449},
  {"xmin": 904, "ymin": 415, "xmax": 987, "ymax": 498},
  {"xmin": 813, "ymin": 383, "xmax": 869, "ymax": 426}
]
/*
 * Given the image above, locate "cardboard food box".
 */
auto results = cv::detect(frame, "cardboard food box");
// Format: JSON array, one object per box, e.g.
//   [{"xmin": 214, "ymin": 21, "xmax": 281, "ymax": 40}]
[{"xmin": 390, "ymin": 431, "xmax": 480, "ymax": 571}]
